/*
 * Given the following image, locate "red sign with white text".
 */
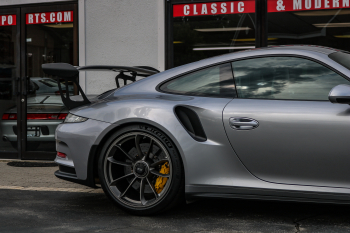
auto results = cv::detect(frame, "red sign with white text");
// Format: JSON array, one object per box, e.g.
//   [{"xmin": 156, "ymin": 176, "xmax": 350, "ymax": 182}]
[
  {"xmin": 26, "ymin": 11, "xmax": 73, "ymax": 24},
  {"xmin": 173, "ymin": 0, "xmax": 350, "ymax": 17},
  {"xmin": 0, "ymin": 15, "xmax": 16, "ymax": 26},
  {"xmin": 173, "ymin": 1, "xmax": 255, "ymax": 17},
  {"xmin": 268, "ymin": 0, "xmax": 350, "ymax": 12}
]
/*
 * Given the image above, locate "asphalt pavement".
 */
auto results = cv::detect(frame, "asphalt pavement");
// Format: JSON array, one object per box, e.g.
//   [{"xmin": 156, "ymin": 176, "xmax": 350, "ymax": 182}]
[{"xmin": 1, "ymin": 160, "xmax": 350, "ymax": 233}]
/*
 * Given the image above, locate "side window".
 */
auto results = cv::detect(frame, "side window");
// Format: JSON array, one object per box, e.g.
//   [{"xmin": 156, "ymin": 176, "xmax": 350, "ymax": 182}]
[
  {"xmin": 232, "ymin": 57, "xmax": 350, "ymax": 101},
  {"xmin": 160, "ymin": 63, "xmax": 236, "ymax": 98}
]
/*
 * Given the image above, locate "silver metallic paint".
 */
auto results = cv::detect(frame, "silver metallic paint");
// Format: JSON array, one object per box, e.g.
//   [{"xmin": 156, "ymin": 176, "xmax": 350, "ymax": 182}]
[
  {"xmin": 329, "ymin": 84, "xmax": 350, "ymax": 104},
  {"xmin": 56, "ymin": 119, "xmax": 111, "ymax": 180},
  {"xmin": 223, "ymin": 99, "xmax": 350, "ymax": 188},
  {"xmin": 55, "ymin": 46, "xmax": 350, "ymax": 202}
]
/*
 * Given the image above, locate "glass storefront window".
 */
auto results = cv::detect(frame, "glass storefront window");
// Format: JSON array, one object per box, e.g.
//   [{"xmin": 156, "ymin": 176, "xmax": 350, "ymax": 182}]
[
  {"xmin": 268, "ymin": 0, "xmax": 350, "ymax": 51},
  {"xmin": 25, "ymin": 10, "xmax": 76, "ymax": 152},
  {"xmin": 173, "ymin": 1, "xmax": 256, "ymax": 67},
  {"xmin": 0, "ymin": 14, "xmax": 18, "ymax": 153}
]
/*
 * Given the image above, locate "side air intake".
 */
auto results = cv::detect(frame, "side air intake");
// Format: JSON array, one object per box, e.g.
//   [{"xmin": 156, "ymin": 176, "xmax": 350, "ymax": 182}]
[{"xmin": 174, "ymin": 106, "xmax": 207, "ymax": 142}]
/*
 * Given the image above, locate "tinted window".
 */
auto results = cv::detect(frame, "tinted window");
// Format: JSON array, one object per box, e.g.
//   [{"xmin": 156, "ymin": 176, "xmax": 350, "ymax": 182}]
[
  {"xmin": 232, "ymin": 57, "xmax": 350, "ymax": 101},
  {"xmin": 160, "ymin": 63, "xmax": 236, "ymax": 98}
]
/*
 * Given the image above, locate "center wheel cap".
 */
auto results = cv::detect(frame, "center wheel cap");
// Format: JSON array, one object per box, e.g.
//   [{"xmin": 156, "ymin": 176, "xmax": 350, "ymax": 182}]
[{"xmin": 133, "ymin": 161, "xmax": 149, "ymax": 178}]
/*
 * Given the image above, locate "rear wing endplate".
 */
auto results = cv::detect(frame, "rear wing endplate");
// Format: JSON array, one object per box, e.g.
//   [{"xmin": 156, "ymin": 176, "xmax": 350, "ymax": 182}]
[{"xmin": 42, "ymin": 63, "xmax": 159, "ymax": 110}]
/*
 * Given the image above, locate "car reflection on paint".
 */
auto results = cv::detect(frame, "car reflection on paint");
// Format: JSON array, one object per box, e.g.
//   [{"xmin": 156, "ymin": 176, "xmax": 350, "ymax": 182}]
[{"xmin": 1, "ymin": 77, "xmax": 73, "ymax": 151}]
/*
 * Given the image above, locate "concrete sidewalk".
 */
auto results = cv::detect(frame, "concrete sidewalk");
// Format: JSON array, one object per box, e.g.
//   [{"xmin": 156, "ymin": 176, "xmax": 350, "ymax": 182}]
[{"xmin": 0, "ymin": 160, "xmax": 102, "ymax": 193}]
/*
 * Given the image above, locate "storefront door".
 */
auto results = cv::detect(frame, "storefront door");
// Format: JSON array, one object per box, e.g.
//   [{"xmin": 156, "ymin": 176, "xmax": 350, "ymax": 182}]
[
  {"xmin": 0, "ymin": 8, "xmax": 20, "ymax": 159},
  {"xmin": 0, "ymin": 3, "xmax": 77, "ymax": 160}
]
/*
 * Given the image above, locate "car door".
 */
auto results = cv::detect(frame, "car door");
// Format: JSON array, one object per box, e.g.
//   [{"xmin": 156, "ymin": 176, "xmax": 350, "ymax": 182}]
[{"xmin": 223, "ymin": 56, "xmax": 350, "ymax": 188}]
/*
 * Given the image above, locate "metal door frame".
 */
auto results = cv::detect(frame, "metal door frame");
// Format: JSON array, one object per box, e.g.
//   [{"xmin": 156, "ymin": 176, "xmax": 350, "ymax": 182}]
[
  {"xmin": 20, "ymin": 3, "xmax": 78, "ymax": 160},
  {"xmin": 0, "ymin": 7, "xmax": 21, "ymax": 159}
]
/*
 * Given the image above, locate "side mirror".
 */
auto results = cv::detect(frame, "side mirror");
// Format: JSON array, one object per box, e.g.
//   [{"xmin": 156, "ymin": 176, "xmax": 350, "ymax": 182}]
[{"xmin": 329, "ymin": 84, "xmax": 350, "ymax": 104}]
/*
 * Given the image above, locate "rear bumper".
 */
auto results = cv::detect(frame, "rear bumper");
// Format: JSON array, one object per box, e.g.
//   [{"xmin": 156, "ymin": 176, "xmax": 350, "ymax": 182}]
[
  {"xmin": 54, "ymin": 168, "xmax": 94, "ymax": 187},
  {"xmin": 55, "ymin": 118, "xmax": 111, "ymax": 185},
  {"xmin": 54, "ymin": 148, "xmax": 98, "ymax": 188}
]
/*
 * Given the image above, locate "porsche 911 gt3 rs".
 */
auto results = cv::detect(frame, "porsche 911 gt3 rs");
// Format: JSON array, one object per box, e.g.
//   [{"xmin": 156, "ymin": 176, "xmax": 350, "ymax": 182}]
[{"xmin": 43, "ymin": 45, "xmax": 350, "ymax": 215}]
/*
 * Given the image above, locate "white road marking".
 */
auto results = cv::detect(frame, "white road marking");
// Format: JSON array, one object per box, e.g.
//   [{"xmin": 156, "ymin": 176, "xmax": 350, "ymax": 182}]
[{"xmin": 0, "ymin": 185, "xmax": 104, "ymax": 193}]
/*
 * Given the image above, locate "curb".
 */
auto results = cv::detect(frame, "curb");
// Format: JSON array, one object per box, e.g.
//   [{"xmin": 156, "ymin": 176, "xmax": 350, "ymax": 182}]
[{"xmin": 0, "ymin": 159, "xmax": 55, "ymax": 163}]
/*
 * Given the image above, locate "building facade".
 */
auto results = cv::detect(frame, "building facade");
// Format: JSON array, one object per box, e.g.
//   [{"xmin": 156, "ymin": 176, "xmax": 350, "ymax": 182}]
[{"xmin": 0, "ymin": 0, "xmax": 349, "ymax": 159}]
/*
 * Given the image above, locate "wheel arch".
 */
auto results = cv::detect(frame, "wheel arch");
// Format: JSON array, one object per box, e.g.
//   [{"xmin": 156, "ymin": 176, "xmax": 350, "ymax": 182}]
[{"xmin": 88, "ymin": 118, "xmax": 187, "ymax": 186}]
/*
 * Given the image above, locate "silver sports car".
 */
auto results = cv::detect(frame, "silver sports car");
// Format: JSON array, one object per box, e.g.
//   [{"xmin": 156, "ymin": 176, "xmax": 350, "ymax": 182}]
[
  {"xmin": 43, "ymin": 45, "xmax": 350, "ymax": 215},
  {"xmin": 1, "ymin": 78, "xmax": 73, "ymax": 151}
]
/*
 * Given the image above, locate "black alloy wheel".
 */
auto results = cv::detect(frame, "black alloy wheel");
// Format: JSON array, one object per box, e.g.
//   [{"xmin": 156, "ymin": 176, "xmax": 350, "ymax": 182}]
[{"xmin": 98, "ymin": 124, "xmax": 184, "ymax": 215}]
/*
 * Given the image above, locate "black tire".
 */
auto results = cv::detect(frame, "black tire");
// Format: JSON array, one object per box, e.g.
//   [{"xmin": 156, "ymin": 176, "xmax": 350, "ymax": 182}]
[{"xmin": 98, "ymin": 124, "xmax": 185, "ymax": 215}]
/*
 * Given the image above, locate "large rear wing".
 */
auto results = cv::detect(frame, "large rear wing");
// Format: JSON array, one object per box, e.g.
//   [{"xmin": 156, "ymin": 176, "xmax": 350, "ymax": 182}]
[{"xmin": 42, "ymin": 63, "xmax": 159, "ymax": 110}]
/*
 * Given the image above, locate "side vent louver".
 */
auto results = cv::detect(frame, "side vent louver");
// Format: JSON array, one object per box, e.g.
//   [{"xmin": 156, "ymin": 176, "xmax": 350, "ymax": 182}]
[{"xmin": 174, "ymin": 106, "xmax": 207, "ymax": 142}]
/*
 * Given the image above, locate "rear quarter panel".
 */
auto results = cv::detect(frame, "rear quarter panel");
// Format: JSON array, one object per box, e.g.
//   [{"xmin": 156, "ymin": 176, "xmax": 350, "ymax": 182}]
[{"xmin": 70, "ymin": 94, "xmax": 257, "ymax": 187}]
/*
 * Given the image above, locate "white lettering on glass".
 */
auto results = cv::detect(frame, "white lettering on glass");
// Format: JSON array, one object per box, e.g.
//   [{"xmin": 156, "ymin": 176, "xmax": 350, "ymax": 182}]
[
  {"xmin": 64, "ymin": 11, "xmax": 71, "ymax": 21},
  {"xmin": 305, "ymin": 0, "xmax": 312, "ymax": 8},
  {"xmin": 277, "ymin": 0, "xmax": 286, "ymax": 10},
  {"xmin": 221, "ymin": 3, "xmax": 227, "ymax": 13},
  {"xmin": 315, "ymin": 0, "xmax": 322, "ymax": 8},
  {"xmin": 50, "ymin": 13, "xmax": 55, "ymax": 22},
  {"xmin": 184, "ymin": 5, "xmax": 190, "ymax": 15},
  {"xmin": 333, "ymin": 0, "xmax": 340, "ymax": 7},
  {"xmin": 211, "ymin": 3, "xmax": 217, "ymax": 13},
  {"xmin": 41, "ymin": 13, "xmax": 46, "ymax": 23},
  {"xmin": 57, "ymin": 12, "xmax": 62, "ymax": 22},
  {"xmin": 193, "ymin": 5, "xmax": 198, "ymax": 15},
  {"xmin": 201, "ymin": 4, "xmax": 208, "ymax": 14},
  {"xmin": 28, "ymin": 14, "xmax": 33, "ymax": 24},
  {"xmin": 238, "ymin": 2, "xmax": 244, "ymax": 12},
  {"xmin": 293, "ymin": 0, "xmax": 302, "ymax": 9},
  {"xmin": 34, "ymin": 13, "xmax": 39, "ymax": 23},
  {"xmin": 325, "ymin": 0, "xmax": 330, "ymax": 7}
]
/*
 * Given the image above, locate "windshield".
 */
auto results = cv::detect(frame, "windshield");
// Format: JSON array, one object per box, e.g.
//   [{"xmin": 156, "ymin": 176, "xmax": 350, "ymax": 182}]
[
  {"xmin": 38, "ymin": 79, "xmax": 60, "ymax": 88},
  {"xmin": 329, "ymin": 52, "xmax": 350, "ymax": 71},
  {"xmin": 29, "ymin": 78, "xmax": 74, "ymax": 95}
]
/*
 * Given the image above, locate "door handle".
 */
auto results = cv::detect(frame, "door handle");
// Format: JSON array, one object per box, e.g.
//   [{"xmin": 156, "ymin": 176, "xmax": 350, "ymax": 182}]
[{"xmin": 229, "ymin": 117, "xmax": 259, "ymax": 130}]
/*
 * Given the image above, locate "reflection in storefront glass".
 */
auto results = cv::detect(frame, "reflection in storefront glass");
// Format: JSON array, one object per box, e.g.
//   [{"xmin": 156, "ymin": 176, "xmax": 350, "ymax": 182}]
[
  {"xmin": 0, "ymin": 23, "xmax": 17, "ymax": 153},
  {"xmin": 173, "ymin": 4, "xmax": 256, "ymax": 67},
  {"xmin": 268, "ymin": 7, "xmax": 350, "ymax": 51},
  {"xmin": 25, "ymin": 21, "xmax": 75, "ymax": 152}
]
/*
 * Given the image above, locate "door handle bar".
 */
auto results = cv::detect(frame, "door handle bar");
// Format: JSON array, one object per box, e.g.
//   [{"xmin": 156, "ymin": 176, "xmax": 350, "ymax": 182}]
[
  {"xmin": 230, "ymin": 121, "xmax": 258, "ymax": 127},
  {"xmin": 229, "ymin": 117, "xmax": 259, "ymax": 130}
]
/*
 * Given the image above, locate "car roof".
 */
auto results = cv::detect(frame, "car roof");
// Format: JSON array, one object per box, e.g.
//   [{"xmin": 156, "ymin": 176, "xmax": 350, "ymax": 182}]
[
  {"xmin": 185, "ymin": 45, "xmax": 343, "ymax": 71},
  {"xmin": 239, "ymin": 45, "xmax": 342, "ymax": 55},
  {"xmin": 114, "ymin": 45, "xmax": 348, "ymax": 96}
]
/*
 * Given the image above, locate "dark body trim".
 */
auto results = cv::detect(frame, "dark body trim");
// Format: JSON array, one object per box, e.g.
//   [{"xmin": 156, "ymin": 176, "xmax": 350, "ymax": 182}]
[{"xmin": 186, "ymin": 185, "xmax": 350, "ymax": 204}]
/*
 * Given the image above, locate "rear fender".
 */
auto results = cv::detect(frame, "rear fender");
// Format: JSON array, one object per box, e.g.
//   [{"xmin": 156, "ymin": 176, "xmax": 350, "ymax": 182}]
[{"xmin": 88, "ymin": 118, "xmax": 187, "ymax": 184}]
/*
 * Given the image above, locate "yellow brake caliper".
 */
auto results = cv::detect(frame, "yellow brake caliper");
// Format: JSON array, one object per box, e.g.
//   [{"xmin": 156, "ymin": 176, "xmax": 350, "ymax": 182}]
[{"xmin": 154, "ymin": 162, "xmax": 169, "ymax": 194}]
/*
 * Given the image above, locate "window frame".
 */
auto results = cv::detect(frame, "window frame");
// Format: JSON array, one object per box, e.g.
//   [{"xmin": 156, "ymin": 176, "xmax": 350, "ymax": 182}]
[
  {"xmin": 156, "ymin": 62, "xmax": 238, "ymax": 99},
  {"xmin": 231, "ymin": 54, "xmax": 350, "ymax": 102}
]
